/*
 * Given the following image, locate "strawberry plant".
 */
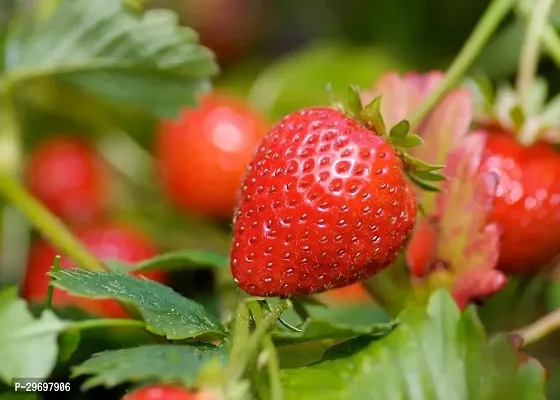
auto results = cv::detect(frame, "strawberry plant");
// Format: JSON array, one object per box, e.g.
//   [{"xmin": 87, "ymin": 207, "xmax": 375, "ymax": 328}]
[{"xmin": 1, "ymin": 0, "xmax": 560, "ymax": 399}]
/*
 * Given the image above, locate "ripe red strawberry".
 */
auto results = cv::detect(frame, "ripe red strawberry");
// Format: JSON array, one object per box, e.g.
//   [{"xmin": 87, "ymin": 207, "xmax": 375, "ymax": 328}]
[
  {"xmin": 123, "ymin": 385, "xmax": 197, "ymax": 400},
  {"xmin": 25, "ymin": 136, "xmax": 107, "ymax": 224},
  {"xmin": 230, "ymin": 107, "xmax": 419, "ymax": 296},
  {"xmin": 155, "ymin": 92, "xmax": 268, "ymax": 218},
  {"xmin": 478, "ymin": 127, "xmax": 560, "ymax": 273},
  {"xmin": 22, "ymin": 224, "xmax": 166, "ymax": 317}
]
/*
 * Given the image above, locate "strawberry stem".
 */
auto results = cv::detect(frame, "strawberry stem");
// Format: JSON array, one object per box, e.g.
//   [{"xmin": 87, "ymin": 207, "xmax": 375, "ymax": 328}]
[
  {"xmin": 513, "ymin": 307, "xmax": 560, "ymax": 347},
  {"xmin": 516, "ymin": 0, "xmax": 554, "ymax": 108},
  {"xmin": 227, "ymin": 299, "xmax": 292, "ymax": 384},
  {"xmin": 44, "ymin": 255, "xmax": 62, "ymax": 309},
  {"xmin": 0, "ymin": 174, "xmax": 105, "ymax": 272},
  {"xmin": 248, "ymin": 302, "xmax": 283, "ymax": 400},
  {"xmin": 409, "ymin": 0, "xmax": 517, "ymax": 128},
  {"xmin": 515, "ymin": 0, "xmax": 555, "ymax": 144},
  {"xmin": 517, "ymin": 1, "xmax": 560, "ymax": 69}
]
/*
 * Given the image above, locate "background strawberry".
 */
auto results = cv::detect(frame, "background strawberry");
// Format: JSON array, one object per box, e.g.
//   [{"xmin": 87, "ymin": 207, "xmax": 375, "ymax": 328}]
[
  {"xmin": 22, "ymin": 223, "xmax": 166, "ymax": 318},
  {"xmin": 230, "ymin": 106, "xmax": 419, "ymax": 297},
  {"xmin": 478, "ymin": 127, "xmax": 560, "ymax": 273},
  {"xmin": 155, "ymin": 92, "xmax": 268, "ymax": 219},
  {"xmin": 122, "ymin": 384, "xmax": 198, "ymax": 400},
  {"xmin": 25, "ymin": 136, "xmax": 108, "ymax": 224},
  {"xmin": 323, "ymin": 283, "xmax": 374, "ymax": 304}
]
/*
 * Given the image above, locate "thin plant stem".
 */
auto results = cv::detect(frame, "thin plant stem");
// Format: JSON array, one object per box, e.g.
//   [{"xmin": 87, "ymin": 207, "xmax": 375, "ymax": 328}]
[
  {"xmin": 227, "ymin": 299, "xmax": 291, "ymax": 384},
  {"xmin": 515, "ymin": 0, "xmax": 554, "ymax": 108},
  {"xmin": 70, "ymin": 318, "xmax": 146, "ymax": 332},
  {"xmin": 514, "ymin": 308, "xmax": 560, "ymax": 347},
  {"xmin": 409, "ymin": 0, "xmax": 517, "ymax": 127},
  {"xmin": 249, "ymin": 302, "xmax": 283, "ymax": 400},
  {"xmin": 0, "ymin": 174, "xmax": 104, "ymax": 271},
  {"xmin": 542, "ymin": 25, "xmax": 560, "ymax": 68},
  {"xmin": 44, "ymin": 255, "xmax": 61, "ymax": 308},
  {"xmin": 516, "ymin": 1, "xmax": 560, "ymax": 69},
  {"xmin": 227, "ymin": 301, "xmax": 252, "ymax": 380}
]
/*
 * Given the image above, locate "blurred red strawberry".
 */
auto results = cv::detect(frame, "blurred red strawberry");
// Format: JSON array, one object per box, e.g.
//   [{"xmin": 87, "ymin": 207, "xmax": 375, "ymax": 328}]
[
  {"xmin": 477, "ymin": 127, "xmax": 560, "ymax": 274},
  {"xmin": 323, "ymin": 283, "xmax": 373, "ymax": 304},
  {"xmin": 181, "ymin": 0, "xmax": 262, "ymax": 63},
  {"xmin": 123, "ymin": 385, "xmax": 197, "ymax": 400},
  {"xmin": 155, "ymin": 92, "xmax": 268, "ymax": 219},
  {"xmin": 469, "ymin": 80, "xmax": 560, "ymax": 274},
  {"xmin": 25, "ymin": 136, "xmax": 108, "ymax": 225},
  {"xmin": 22, "ymin": 223, "xmax": 166, "ymax": 318}
]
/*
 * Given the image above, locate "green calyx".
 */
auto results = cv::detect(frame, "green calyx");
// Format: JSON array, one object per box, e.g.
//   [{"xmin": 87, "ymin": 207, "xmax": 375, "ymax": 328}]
[
  {"xmin": 329, "ymin": 84, "xmax": 446, "ymax": 192},
  {"xmin": 468, "ymin": 75, "xmax": 560, "ymax": 146}
]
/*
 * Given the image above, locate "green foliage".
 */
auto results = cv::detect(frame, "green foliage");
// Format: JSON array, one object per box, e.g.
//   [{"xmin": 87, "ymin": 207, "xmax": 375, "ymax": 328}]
[
  {"xmin": 57, "ymin": 329, "xmax": 81, "ymax": 363},
  {"xmin": 0, "ymin": 287, "xmax": 68, "ymax": 384},
  {"xmin": 272, "ymin": 304, "xmax": 393, "ymax": 346},
  {"xmin": 4, "ymin": 0, "xmax": 218, "ymax": 122},
  {"xmin": 244, "ymin": 42, "xmax": 409, "ymax": 119},
  {"xmin": 272, "ymin": 319, "xmax": 394, "ymax": 346},
  {"xmin": 50, "ymin": 269, "xmax": 226, "ymax": 340},
  {"xmin": 281, "ymin": 290, "xmax": 545, "ymax": 400},
  {"xmin": 72, "ymin": 344, "xmax": 226, "ymax": 390},
  {"xmin": 106, "ymin": 249, "xmax": 229, "ymax": 273}
]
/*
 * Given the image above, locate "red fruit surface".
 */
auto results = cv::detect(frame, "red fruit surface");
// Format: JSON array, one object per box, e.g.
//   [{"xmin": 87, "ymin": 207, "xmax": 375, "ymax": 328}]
[
  {"xmin": 155, "ymin": 93, "xmax": 268, "ymax": 218},
  {"xmin": 25, "ymin": 137, "xmax": 107, "ymax": 224},
  {"xmin": 230, "ymin": 107, "xmax": 417, "ymax": 296},
  {"xmin": 123, "ymin": 385, "xmax": 197, "ymax": 400},
  {"xmin": 478, "ymin": 128, "xmax": 560, "ymax": 273},
  {"xmin": 22, "ymin": 224, "xmax": 166, "ymax": 318},
  {"xmin": 324, "ymin": 283, "xmax": 373, "ymax": 303}
]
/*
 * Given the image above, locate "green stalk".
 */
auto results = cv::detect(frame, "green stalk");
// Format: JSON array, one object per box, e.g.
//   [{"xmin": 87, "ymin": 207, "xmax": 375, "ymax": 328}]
[
  {"xmin": 515, "ymin": 0, "xmax": 554, "ymax": 108},
  {"xmin": 249, "ymin": 302, "xmax": 283, "ymax": 400},
  {"xmin": 227, "ymin": 301, "xmax": 252, "ymax": 381},
  {"xmin": 409, "ymin": 0, "xmax": 517, "ymax": 127},
  {"xmin": 0, "ymin": 174, "xmax": 104, "ymax": 271},
  {"xmin": 227, "ymin": 299, "xmax": 291, "ymax": 384},
  {"xmin": 542, "ymin": 25, "xmax": 560, "ymax": 68},
  {"xmin": 44, "ymin": 255, "xmax": 61, "ymax": 308}
]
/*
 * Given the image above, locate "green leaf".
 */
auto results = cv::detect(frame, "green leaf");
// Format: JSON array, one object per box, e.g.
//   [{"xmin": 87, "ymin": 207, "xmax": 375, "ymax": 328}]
[
  {"xmin": 281, "ymin": 290, "xmax": 545, "ymax": 400},
  {"xmin": 389, "ymin": 119, "xmax": 410, "ymax": 138},
  {"xmin": 72, "ymin": 344, "xmax": 226, "ymax": 390},
  {"xmin": 406, "ymin": 172, "xmax": 444, "ymax": 192},
  {"xmin": 271, "ymin": 301, "xmax": 392, "ymax": 345},
  {"xmin": 361, "ymin": 96, "xmax": 386, "ymax": 135},
  {"xmin": 0, "ymin": 287, "xmax": 69, "ymax": 384},
  {"xmin": 5, "ymin": 0, "xmax": 218, "ymax": 118},
  {"xmin": 413, "ymin": 170, "xmax": 447, "ymax": 182},
  {"xmin": 57, "ymin": 329, "xmax": 81, "ymax": 363},
  {"xmin": 106, "ymin": 249, "xmax": 229, "ymax": 273},
  {"xmin": 345, "ymin": 84, "xmax": 363, "ymax": 118},
  {"xmin": 272, "ymin": 318, "xmax": 394, "ymax": 346},
  {"xmin": 50, "ymin": 270, "xmax": 226, "ymax": 340},
  {"xmin": 391, "ymin": 133, "xmax": 423, "ymax": 148},
  {"xmin": 403, "ymin": 153, "xmax": 444, "ymax": 172}
]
